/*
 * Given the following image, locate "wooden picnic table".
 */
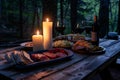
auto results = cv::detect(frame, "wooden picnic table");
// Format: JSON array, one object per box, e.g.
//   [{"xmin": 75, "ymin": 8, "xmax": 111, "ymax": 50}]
[{"xmin": 0, "ymin": 39, "xmax": 120, "ymax": 80}]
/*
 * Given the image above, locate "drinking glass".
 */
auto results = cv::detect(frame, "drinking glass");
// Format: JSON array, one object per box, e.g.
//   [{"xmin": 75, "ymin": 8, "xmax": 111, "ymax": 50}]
[
  {"xmin": 74, "ymin": 27, "xmax": 85, "ymax": 34},
  {"xmin": 55, "ymin": 26, "xmax": 66, "ymax": 35},
  {"xmin": 74, "ymin": 24, "xmax": 85, "ymax": 34},
  {"xmin": 85, "ymin": 26, "xmax": 92, "ymax": 37}
]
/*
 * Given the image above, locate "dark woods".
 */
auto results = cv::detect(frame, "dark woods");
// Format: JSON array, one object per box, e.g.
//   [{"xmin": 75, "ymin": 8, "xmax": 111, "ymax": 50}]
[
  {"xmin": 0, "ymin": 0, "xmax": 119, "ymax": 41},
  {"xmin": 117, "ymin": 0, "xmax": 120, "ymax": 34},
  {"xmin": 99, "ymin": 0, "xmax": 110, "ymax": 38}
]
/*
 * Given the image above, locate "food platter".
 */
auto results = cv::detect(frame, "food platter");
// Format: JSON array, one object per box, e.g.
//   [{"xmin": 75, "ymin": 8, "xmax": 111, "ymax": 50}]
[
  {"xmin": 5, "ymin": 48, "xmax": 74, "ymax": 69},
  {"xmin": 73, "ymin": 46, "xmax": 106, "ymax": 55},
  {"xmin": 16, "ymin": 49, "xmax": 73, "ymax": 69}
]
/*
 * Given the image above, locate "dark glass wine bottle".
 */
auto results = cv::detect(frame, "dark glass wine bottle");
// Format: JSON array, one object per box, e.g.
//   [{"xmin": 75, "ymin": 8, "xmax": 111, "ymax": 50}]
[{"xmin": 91, "ymin": 15, "xmax": 99, "ymax": 46}]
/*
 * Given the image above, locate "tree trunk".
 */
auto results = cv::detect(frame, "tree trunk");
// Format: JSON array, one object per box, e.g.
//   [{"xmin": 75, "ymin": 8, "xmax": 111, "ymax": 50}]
[
  {"xmin": 32, "ymin": 0, "xmax": 37, "ymax": 34},
  {"xmin": 117, "ymin": 0, "xmax": 120, "ymax": 34},
  {"xmin": 99, "ymin": 0, "xmax": 110, "ymax": 38},
  {"xmin": 109, "ymin": 1, "xmax": 113, "ymax": 31},
  {"xmin": 42, "ymin": 0, "xmax": 57, "ymax": 37},
  {"xmin": 70, "ymin": 0, "xmax": 78, "ymax": 33},
  {"xmin": 19, "ymin": 0, "xmax": 24, "ymax": 38},
  {"xmin": 60, "ymin": 0, "xmax": 64, "ymax": 27},
  {"xmin": 0, "ymin": 0, "xmax": 1, "ymax": 21}
]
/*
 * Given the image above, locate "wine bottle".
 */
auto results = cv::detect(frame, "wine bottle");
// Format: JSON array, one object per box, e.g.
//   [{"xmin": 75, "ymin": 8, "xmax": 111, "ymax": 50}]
[{"xmin": 91, "ymin": 15, "xmax": 99, "ymax": 46}]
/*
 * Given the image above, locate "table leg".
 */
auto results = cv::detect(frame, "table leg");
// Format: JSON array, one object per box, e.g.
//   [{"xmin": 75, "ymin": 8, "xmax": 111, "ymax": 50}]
[{"xmin": 100, "ymin": 68, "xmax": 114, "ymax": 80}]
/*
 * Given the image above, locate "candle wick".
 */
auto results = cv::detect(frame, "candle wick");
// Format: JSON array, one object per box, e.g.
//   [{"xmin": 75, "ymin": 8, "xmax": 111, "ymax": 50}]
[
  {"xmin": 37, "ymin": 31, "xmax": 39, "ymax": 35},
  {"xmin": 46, "ymin": 18, "xmax": 49, "ymax": 22}
]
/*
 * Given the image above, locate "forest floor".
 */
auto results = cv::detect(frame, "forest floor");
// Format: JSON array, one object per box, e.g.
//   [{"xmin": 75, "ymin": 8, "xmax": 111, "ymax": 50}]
[
  {"xmin": 92, "ymin": 61, "xmax": 120, "ymax": 80},
  {"xmin": 110, "ymin": 66, "xmax": 120, "ymax": 80}
]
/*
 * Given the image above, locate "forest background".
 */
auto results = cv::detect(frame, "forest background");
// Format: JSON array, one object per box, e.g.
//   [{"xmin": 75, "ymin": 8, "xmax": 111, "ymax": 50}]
[{"xmin": 0, "ymin": 0, "xmax": 119, "ymax": 42}]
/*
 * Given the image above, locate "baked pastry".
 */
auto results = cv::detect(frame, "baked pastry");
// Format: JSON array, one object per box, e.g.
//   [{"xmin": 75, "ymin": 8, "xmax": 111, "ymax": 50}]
[
  {"xmin": 72, "ymin": 40, "xmax": 94, "ymax": 53},
  {"xmin": 72, "ymin": 40, "xmax": 104, "ymax": 54}
]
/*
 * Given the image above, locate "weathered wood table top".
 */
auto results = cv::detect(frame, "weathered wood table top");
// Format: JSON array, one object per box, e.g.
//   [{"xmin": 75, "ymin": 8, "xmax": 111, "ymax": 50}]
[{"xmin": 0, "ymin": 39, "xmax": 120, "ymax": 80}]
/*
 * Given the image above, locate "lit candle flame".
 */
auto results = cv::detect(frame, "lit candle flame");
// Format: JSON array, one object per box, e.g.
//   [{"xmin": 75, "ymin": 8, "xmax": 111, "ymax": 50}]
[
  {"xmin": 57, "ymin": 21, "xmax": 59, "ymax": 27},
  {"xmin": 36, "ymin": 30, "xmax": 39, "ymax": 35},
  {"xmin": 46, "ymin": 18, "xmax": 49, "ymax": 22}
]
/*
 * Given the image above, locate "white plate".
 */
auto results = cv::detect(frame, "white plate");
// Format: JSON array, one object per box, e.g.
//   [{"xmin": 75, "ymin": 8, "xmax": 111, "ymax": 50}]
[{"xmin": 20, "ymin": 42, "xmax": 33, "ymax": 47}]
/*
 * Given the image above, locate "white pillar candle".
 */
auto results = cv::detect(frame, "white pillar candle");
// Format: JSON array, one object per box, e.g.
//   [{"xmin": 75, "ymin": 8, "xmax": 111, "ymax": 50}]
[
  {"xmin": 32, "ymin": 31, "xmax": 43, "ymax": 51},
  {"xmin": 43, "ymin": 18, "xmax": 53, "ymax": 50}
]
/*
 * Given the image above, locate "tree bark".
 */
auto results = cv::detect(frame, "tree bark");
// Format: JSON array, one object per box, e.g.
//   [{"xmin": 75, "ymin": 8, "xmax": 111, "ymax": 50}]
[
  {"xmin": 117, "ymin": 0, "xmax": 120, "ymax": 34},
  {"xmin": 19, "ymin": 0, "xmax": 24, "ymax": 38},
  {"xmin": 60, "ymin": 0, "xmax": 64, "ymax": 27},
  {"xmin": 99, "ymin": 0, "xmax": 110, "ymax": 38},
  {"xmin": 42, "ymin": 0, "xmax": 57, "ymax": 37},
  {"xmin": 0, "ymin": 0, "xmax": 1, "ymax": 21},
  {"xmin": 32, "ymin": 0, "xmax": 37, "ymax": 34},
  {"xmin": 70, "ymin": 0, "xmax": 78, "ymax": 33}
]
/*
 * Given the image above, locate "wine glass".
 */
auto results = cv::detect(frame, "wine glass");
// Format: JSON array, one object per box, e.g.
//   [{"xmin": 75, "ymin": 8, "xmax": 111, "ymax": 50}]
[
  {"xmin": 74, "ymin": 24, "xmax": 85, "ymax": 34},
  {"xmin": 85, "ymin": 26, "xmax": 92, "ymax": 37},
  {"xmin": 55, "ymin": 26, "xmax": 66, "ymax": 35},
  {"xmin": 83, "ymin": 21, "xmax": 92, "ymax": 37}
]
